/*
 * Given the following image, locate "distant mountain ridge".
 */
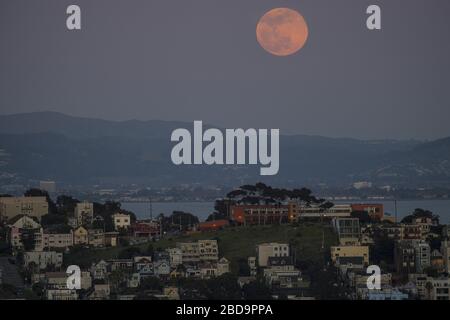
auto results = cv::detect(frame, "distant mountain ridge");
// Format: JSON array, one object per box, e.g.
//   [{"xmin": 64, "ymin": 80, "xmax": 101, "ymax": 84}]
[{"xmin": 0, "ymin": 112, "xmax": 449, "ymax": 188}]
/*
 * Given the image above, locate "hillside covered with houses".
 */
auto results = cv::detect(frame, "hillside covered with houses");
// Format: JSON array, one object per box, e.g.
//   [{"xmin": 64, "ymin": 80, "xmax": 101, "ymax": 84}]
[{"xmin": 0, "ymin": 184, "xmax": 450, "ymax": 300}]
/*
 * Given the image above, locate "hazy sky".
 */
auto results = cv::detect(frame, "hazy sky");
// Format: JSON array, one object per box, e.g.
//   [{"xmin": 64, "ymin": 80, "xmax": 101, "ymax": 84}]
[{"xmin": 1, "ymin": 0, "xmax": 449, "ymax": 140}]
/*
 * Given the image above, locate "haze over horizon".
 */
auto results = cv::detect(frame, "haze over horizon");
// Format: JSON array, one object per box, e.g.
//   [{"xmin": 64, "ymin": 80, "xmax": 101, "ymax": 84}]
[
  {"xmin": 0, "ymin": 110, "xmax": 444, "ymax": 142},
  {"xmin": 1, "ymin": 0, "xmax": 450, "ymax": 140}
]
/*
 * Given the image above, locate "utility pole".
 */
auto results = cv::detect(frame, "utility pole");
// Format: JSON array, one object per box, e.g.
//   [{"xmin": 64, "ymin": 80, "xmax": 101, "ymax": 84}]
[
  {"xmin": 394, "ymin": 199, "xmax": 398, "ymax": 223},
  {"xmin": 149, "ymin": 197, "xmax": 153, "ymax": 221}
]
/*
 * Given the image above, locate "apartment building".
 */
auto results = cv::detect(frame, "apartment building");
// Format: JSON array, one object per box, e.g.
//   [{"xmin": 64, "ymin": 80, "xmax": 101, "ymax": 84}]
[
  {"xmin": 112, "ymin": 213, "xmax": 131, "ymax": 230},
  {"xmin": 441, "ymin": 240, "xmax": 450, "ymax": 274},
  {"xmin": 0, "ymin": 196, "xmax": 48, "ymax": 221},
  {"xmin": 24, "ymin": 251, "xmax": 63, "ymax": 270},
  {"xmin": 45, "ymin": 271, "xmax": 92, "ymax": 290},
  {"xmin": 350, "ymin": 204, "xmax": 384, "ymax": 221},
  {"xmin": 177, "ymin": 240, "xmax": 219, "ymax": 263},
  {"xmin": 411, "ymin": 240, "xmax": 431, "ymax": 273},
  {"xmin": 43, "ymin": 230, "xmax": 74, "ymax": 249},
  {"xmin": 409, "ymin": 273, "xmax": 430, "ymax": 299},
  {"xmin": 217, "ymin": 257, "xmax": 230, "ymax": 275},
  {"xmin": 73, "ymin": 226, "xmax": 88, "ymax": 245},
  {"xmin": 257, "ymin": 243, "xmax": 290, "ymax": 267},
  {"xmin": 88, "ymin": 229, "xmax": 105, "ymax": 247},
  {"xmin": 428, "ymin": 277, "xmax": 450, "ymax": 300},
  {"xmin": 332, "ymin": 217, "xmax": 361, "ymax": 245},
  {"xmin": 394, "ymin": 241, "xmax": 416, "ymax": 275},
  {"xmin": 330, "ymin": 245, "xmax": 369, "ymax": 265},
  {"xmin": 263, "ymin": 256, "xmax": 303, "ymax": 297},
  {"xmin": 7, "ymin": 215, "xmax": 44, "ymax": 251},
  {"xmin": 381, "ymin": 224, "xmax": 423, "ymax": 240},
  {"xmin": 442, "ymin": 225, "xmax": 450, "ymax": 240},
  {"xmin": 198, "ymin": 240, "xmax": 219, "ymax": 262},
  {"xmin": 177, "ymin": 242, "xmax": 200, "ymax": 263},
  {"xmin": 167, "ymin": 248, "xmax": 183, "ymax": 267},
  {"xmin": 74, "ymin": 202, "xmax": 94, "ymax": 227}
]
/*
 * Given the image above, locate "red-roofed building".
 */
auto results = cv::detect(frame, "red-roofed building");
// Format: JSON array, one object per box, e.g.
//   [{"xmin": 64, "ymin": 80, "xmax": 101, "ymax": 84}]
[
  {"xmin": 131, "ymin": 220, "xmax": 159, "ymax": 238},
  {"xmin": 351, "ymin": 204, "xmax": 384, "ymax": 220},
  {"xmin": 231, "ymin": 203, "xmax": 297, "ymax": 225},
  {"xmin": 198, "ymin": 220, "xmax": 229, "ymax": 232}
]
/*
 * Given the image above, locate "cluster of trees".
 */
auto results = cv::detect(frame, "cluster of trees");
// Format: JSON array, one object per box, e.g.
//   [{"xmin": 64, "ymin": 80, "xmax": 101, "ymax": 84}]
[
  {"xmin": 157, "ymin": 211, "xmax": 199, "ymax": 233},
  {"xmin": 226, "ymin": 183, "xmax": 326, "ymax": 204},
  {"xmin": 401, "ymin": 208, "xmax": 440, "ymax": 225}
]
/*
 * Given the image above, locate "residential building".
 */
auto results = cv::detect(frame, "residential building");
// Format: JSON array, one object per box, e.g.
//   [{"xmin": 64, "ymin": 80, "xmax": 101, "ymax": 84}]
[
  {"xmin": 88, "ymin": 229, "xmax": 105, "ymax": 247},
  {"xmin": 0, "ymin": 196, "xmax": 48, "ymax": 221},
  {"xmin": 46, "ymin": 289, "xmax": 78, "ymax": 300},
  {"xmin": 198, "ymin": 240, "xmax": 219, "ymax": 262},
  {"xmin": 350, "ymin": 204, "xmax": 384, "ymax": 220},
  {"xmin": 177, "ymin": 242, "xmax": 200, "ymax": 263},
  {"xmin": 351, "ymin": 272, "xmax": 392, "ymax": 290},
  {"xmin": 431, "ymin": 249, "xmax": 445, "ymax": 271},
  {"xmin": 441, "ymin": 240, "xmax": 450, "ymax": 274},
  {"xmin": 217, "ymin": 257, "xmax": 230, "ymax": 275},
  {"xmin": 167, "ymin": 248, "xmax": 182, "ymax": 267},
  {"xmin": 74, "ymin": 201, "xmax": 94, "ymax": 227},
  {"xmin": 112, "ymin": 213, "xmax": 131, "ymax": 230},
  {"xmin": 330, "ymin": 245, "xmax": 369, "ymax": 265},
  {"xmin": 185, "ymin": 267, "xmax": 201, "ymax": 278},
  {"xmin": 403, "ymin": 224, "xmax": 423, "ymax": 240},
  {"xmin": 45, "ymin": 271, "xmax": 92, "ymax": 290},
  {"xmin": 131, "ymin": 220, "xmax": 159, "ymax": 238},
  {"xmin": 108, "ymin": 259, "xmax": 133, "ymax": 272},
  {"xmin": 408, "ymin": 273, "xmax": 430, "ymax": 299},
  {"xmin": 91, "ymin": 260, "xmax": 109, "ymax": 280},
  {"xmin": 7, "ymin": 215, "xmax": 44, "ymax": 251},
  {"xmin": 104, "ymin": 232, "xmax": 119, "ymax": 247},
  {"xmin": 263, "ymin": 256, "xmax": 303, "ymax": 298},
  {"xmin": 133, "ymin": 256, "xmax": 152, "ymax": 271},
  {"xmin": 24, "ymin": 251, "xmax": 63, "ymax": 270},
  {"xmin": 127, "ymin": 273, "xmax": 141, "ymax": 288},
  {"xmin": 297, "ymin": 204, "xmax": 352, "ymax": 219},
  {"xmin": 442, "ymin": 225, "xmax": 450, "ymax": 240},
  {"xmin": 257, "ymin": 243, "xmax": 290, "ymax": 267},
  {"xmin": 381, "ymin": 224, "xmax": 423, "ymax": 241},
  {"xmin": 411, "ymin": 240, "xmax": 431, "ymax": 273},
  {"xmin": 43, "ymin": 230, "xmax": 73, "ymax": 249},
  {"xmin": 154, "ymin": 260, "xmax": 171, "ymax": 277},
  {"xmin": 200, "ymin": 264, "xmax": 219, "ymax": 279},
  {"xmin": 336, "ymin": 256, "xmax": 366, "ymax": 275},
  {"xmin": 360, "ymin": 226, "xmax": 375, "ymax": 245},
  {"xmin": 332, "ymin": 217, "xmax": 361, "ymax": 245},
  {"xmin": 381, "ymin": 225, "xmax": 404, "ymax": 240},
  {"xmin": 366, "ymin": 287, "xmax": 409, "ymax": 300},
  {"xmin": 163, "ymin": 287, "xmax": 180, "ymax": 300},
  {"xmin": 73, "ymin": 226, "xmax": 88, "ymax": 245},
  {"xmin": 248, "ymin": 257, "xmax": 257, "ymax": 276},
  {"xmin": 427, "ymin": 277, "xmax": 450, "ymax": 300},
  {"xmin": 394, "ymin": 241, "xmax": 416, "ymax": 275},
  {"xmin": 87, "ymin": 284, "xmax": 111, "ymax": 300}
]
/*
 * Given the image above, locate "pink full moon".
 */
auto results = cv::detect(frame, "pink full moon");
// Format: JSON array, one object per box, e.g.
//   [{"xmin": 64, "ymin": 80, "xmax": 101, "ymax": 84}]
[{"xmin": 256, "ymin": 8, "xmax": 309, "ymax": 56}]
